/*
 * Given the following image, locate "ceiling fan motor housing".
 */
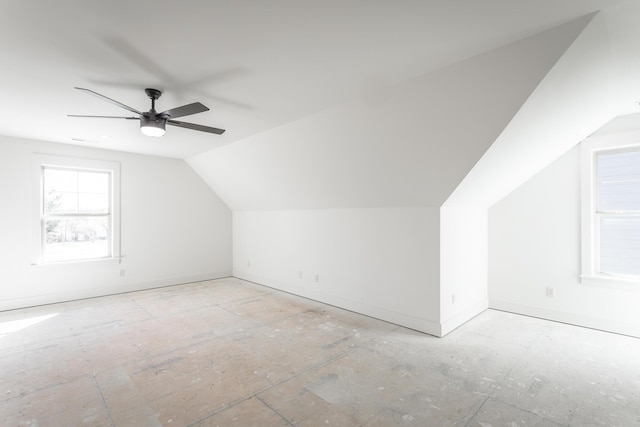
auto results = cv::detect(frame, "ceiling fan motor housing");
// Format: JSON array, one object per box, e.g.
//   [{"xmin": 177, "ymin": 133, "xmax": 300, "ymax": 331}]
[{"xmin": 140, "ymin": 114, "xmax": 166, "ymax": 137}]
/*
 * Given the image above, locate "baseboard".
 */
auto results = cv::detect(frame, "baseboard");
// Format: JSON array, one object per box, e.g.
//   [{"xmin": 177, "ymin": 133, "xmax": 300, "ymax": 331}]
[
  {"xmin": 439, "ymin": 298, "xmax": 489, "ymax": 337},
  {"xmin": 234, "ymin": 272, "xmax": 442, "ymax": 336},
  {"xmin": 490, "ymin": 299, "xmax": 640, "ymax": 338},
  {"xmin": 0, "ymin": 271, "xmax": 232, "ymax": 312}
]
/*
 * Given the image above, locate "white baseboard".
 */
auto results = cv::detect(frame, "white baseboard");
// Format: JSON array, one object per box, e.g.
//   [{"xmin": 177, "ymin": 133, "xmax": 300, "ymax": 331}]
[
  {"xmin": 234, "ymin": 272, "xmax": 442, "ymax": 336},
  {"xmin": 490, "ymin": 299, "xmax": 640, "ymax": 338},
  {"xmin": 440, "ymin": 298, "xmax": 489, "ymax": 337},
  {"xmin": 0, "ymin": 271, "xmax": 231, "ymax": 312}
]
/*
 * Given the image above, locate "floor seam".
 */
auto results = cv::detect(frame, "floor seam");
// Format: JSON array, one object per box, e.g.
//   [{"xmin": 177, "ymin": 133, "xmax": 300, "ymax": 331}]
[
  {"xmin": 92, "ymin": 374, "xmax": 116, "ymax": 427},
  {"xmin": 463, "ymin": 393, "xmax": 491, "ymax": 427},
  {"xmin": 255, "ymin": 394, "xmax": 296, "ymax": 427}
]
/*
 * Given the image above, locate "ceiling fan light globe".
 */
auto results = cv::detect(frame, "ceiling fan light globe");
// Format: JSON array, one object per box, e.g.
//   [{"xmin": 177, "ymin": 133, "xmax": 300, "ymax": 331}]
[
  {"xmin": 140, "ymin": 125, "xmax": 165, "ymax": 137},
  {"xmin": 140, "ymin": 116, "xmax": 166, "ymax": 137}
]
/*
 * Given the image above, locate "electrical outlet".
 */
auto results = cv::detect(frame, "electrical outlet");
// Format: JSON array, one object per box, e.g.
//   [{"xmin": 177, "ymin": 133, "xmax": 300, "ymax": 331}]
[
  {"xmin": 247, "ymin": 260, "xmax": 251, "ymax": 268},
  {"xmin": 314, "ymin": 273, "xmax": 320, "ymax": 283},
  {"xmin": 298, "ymin": 271, "xmax": 303, "ymax": 279},
  {"xmin": 120, "ymin": 269, "xmax": 125, "ymax": 277},
  {"xmin": 545, "ymin": 287, "xmax": 555, "ymax": 298},
  {"xmin": 451, "ymin": 293, "xmax": 456, "ymax": 304}
]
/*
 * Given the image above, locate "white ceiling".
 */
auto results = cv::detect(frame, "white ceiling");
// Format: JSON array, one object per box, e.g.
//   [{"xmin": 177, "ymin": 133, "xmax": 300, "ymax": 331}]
[{"xmin": 0, "ymin": 0, "xmax": 630, "ymax": 159}]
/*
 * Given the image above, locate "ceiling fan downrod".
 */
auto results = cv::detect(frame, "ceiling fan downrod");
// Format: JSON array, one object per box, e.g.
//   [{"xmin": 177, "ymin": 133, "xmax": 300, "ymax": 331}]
[{"xmin": 145, "ymin": 88, "xmax": 162, "ymax": 112}]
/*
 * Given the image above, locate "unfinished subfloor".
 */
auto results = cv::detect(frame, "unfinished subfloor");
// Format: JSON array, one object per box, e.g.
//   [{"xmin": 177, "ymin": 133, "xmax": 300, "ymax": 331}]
[{"xmin": 1, "ymin": 278, "xmax": 639, "ymax": 426}]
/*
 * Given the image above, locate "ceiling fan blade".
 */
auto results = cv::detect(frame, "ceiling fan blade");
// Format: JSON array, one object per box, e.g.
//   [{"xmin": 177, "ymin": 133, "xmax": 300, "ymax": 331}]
[
  {"xmin": 158, "ymin": 102, "xmax": 209, "ymax": 119},
  {"xmin": 167, "ymin": 120, "xmax": 225, "ymax": 134},
  {"xmin": 74, "ymin": 87, "xmax": 143, "ymax": 115},
  {"xmin": 68, "ymin": 115, "xmax": 139, "ymax": 120}
]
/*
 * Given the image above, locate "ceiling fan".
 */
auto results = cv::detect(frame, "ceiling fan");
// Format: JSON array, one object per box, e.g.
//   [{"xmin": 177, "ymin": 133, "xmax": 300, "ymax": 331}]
[{"xmin": 69, "ymin": 87, "xmax": 225, "ymax": 137}]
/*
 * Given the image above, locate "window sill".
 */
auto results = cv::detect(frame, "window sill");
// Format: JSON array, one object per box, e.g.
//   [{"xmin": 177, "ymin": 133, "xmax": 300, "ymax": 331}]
[{"xmin": 580, "ymin": 274, "xmax": 640, "ymax": 290}]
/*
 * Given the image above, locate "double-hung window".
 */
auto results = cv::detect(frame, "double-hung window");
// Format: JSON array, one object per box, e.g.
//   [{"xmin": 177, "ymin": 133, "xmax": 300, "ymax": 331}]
[
  {"xmin": 33, "ymin": 155, "xmax": 120, "ymax": 264},
  {"xmin": 595, "ymin": 149, "xmax": 640, "ymax": 277},
  {"xmin": 582, "ymin": 136, "xmax": 640, "ymax": 282}
]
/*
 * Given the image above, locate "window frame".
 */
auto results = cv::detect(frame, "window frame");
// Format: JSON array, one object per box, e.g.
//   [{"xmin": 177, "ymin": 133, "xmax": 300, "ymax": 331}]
[
  {"xmin": 32, "ymin": 154, "xmax": 121, "ymax": 265},
  {"xmin": 580, "ymin": 132, "xmax": 640, "ymax": 286}
]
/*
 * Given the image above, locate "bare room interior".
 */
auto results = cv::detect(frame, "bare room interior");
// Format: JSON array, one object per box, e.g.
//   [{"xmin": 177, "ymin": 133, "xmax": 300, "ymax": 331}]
[{"xmin": 1, "ymin": 1, "xmax": 639, "ymax": 426}]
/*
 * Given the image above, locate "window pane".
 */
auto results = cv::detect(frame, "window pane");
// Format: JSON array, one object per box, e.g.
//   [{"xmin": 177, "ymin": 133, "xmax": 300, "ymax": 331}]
[
  {"xmin": 44, "ymin": 217, "xmax": 110, "ymax": 262},
  {"xmin": 598, "ymin": 150, "xmax": 640, "ymax": 181},
  {"xmin": 54, "ymin": 192, "xmax": 79, "ymax": 213},
  {"xmin": 44, "ymin": 168, "xmax": 110, "ymax": 214},
  {"xmin": 598, "ymin": 182, "xmax": 640, "ymax": 211},
  {"xmin": 79, "ymin": 193, "xmax": 109, "ymax": 214},
  {"xmin": 597, "ymin": 150, "xmax": 640, "ymax": 212},
  {"xmin": 44, "ymin": 169, "xmax": 78, "ymax": 214},
  {"xmin": 599, "ymin": 217, "xmax": 640, "ymax": 276},
  {"xmin": 78, "ymin": 171, "xmax": 109, "ymax": 194},
  {"xmin": 44, "ymin": 169, "xmax": 77, "ymax": 193}
]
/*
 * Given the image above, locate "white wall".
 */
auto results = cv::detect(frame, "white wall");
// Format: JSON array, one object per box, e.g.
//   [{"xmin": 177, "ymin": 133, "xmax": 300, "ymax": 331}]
[
  {"xmin": 233, "ymin": 208, "xmax": 441, "ymax": 334},
  {"xmin": 440, "ymin": 207, "xmax": 488, "ymax": 335},
  {"xmin": 0, "ymin": 136, "xmax": 232, "ymax": 310},
  {"xmin": 489, "ymin": 143, "xmax": 640, "ymax": 337},
  {"xmin": 187, "ymin": 19, "xmax": 585, "ymax": 335},
  {"xmin": 438, "ymin": 12, "xmax": 624, "ymax": 335}
]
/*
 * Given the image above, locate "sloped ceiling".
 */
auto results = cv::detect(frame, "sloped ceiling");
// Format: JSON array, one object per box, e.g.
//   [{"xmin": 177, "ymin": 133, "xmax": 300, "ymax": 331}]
[
  {"xmin": 445, "ymin": 3, "xmax": 640, "ymax": 208},
  {"xmin": 189, "ymin": 16, "xmax": 593, "ymax": 210},
  {"xmin": 190, "ymin": 2, "xmax": 640, "ymax": 211},
  {"xmin": 0, "ymin": 0, "xmax": 631, "ymax": 159}
]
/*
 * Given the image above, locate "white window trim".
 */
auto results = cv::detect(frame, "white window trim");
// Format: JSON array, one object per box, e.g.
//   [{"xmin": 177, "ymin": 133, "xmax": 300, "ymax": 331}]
[
  {"xmin": 580, "ymin": 131, "xmax": 640, "ymax": 287},
  {"xmin": 32, "ymin": 153, "xmax": 121, "ymax": 265}
]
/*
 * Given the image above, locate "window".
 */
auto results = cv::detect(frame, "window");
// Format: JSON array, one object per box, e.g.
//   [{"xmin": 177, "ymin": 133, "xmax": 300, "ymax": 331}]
[
  {"xmin": 33, "ymin": 155, "xmax": 120, "ymax": 264},
  {"xmin": 581, "ymin": 136, "xmax": 640, "ymax": 282},
  {"xmin": 595, "ymin": 149, "xmax": 640, "ymax": 277}
]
